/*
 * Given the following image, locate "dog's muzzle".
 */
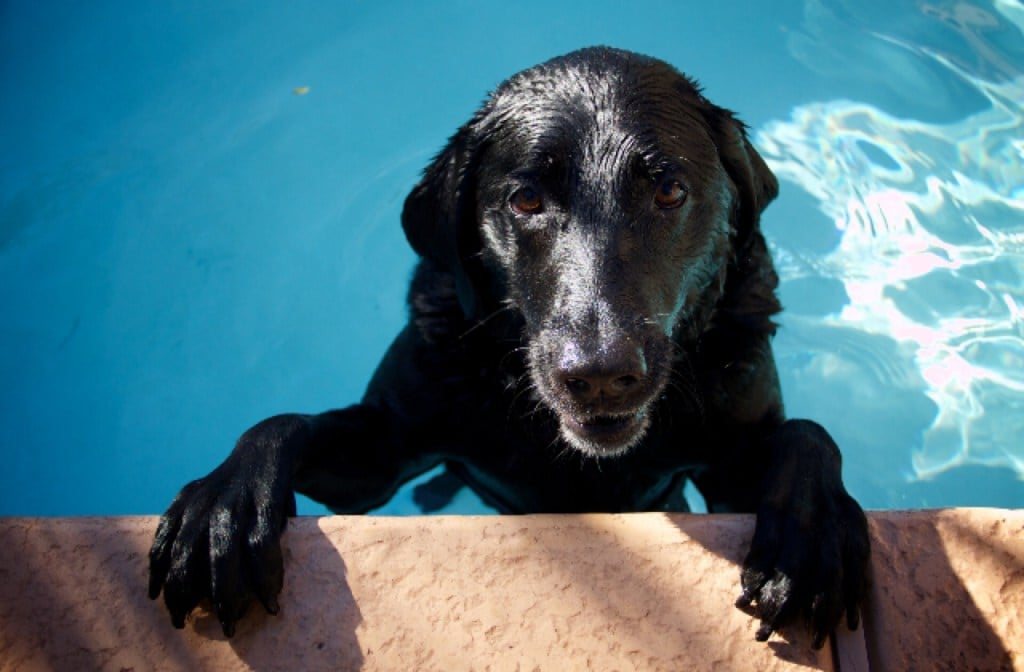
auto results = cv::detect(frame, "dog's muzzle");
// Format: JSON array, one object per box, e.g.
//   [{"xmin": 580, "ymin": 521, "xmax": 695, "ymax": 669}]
[{"xmin": 534, "ymin": 334, "xmax": 666, "ymax": 457}]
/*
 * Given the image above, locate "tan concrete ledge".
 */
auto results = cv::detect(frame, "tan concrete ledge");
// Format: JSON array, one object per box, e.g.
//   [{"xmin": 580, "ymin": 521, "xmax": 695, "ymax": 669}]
[{"xmin": 0, "ymin": 510, "xmax": 1020, "ymax": 671}]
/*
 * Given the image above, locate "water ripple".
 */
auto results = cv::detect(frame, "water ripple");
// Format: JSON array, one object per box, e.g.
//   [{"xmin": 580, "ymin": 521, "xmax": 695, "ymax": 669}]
[{"xmin": 758, "ymin": 2, "xmax": 1024, "ymax": 481}]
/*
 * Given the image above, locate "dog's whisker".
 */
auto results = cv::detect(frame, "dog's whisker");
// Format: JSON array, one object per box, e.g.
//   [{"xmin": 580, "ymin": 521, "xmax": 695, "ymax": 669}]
[
  {"xmin": 508, "ymin": 382, "xmax": 539, "ymax": 416},
  {"xmin": 498, "ymin": 347, "xmax": 531, "ymax": 373},
  {"xmin": 458, "ymin": 305, "xmax": 515, "ymax": 340}
]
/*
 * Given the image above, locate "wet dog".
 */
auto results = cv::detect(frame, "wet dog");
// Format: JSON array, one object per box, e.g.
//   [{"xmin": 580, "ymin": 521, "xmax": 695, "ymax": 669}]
[{"xmin": 149, "ymin": 47, "xmax": 869, "ymax": 647}]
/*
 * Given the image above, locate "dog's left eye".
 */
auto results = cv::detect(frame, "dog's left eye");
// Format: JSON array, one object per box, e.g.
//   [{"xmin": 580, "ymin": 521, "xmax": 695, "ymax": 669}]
[
  {"xmin": 654, "ymin": 179, "xmax": 688, "ymax": 209},
  {"xmin": 509, "ymin": 186, "xmax": 544, "ymax": 215}
]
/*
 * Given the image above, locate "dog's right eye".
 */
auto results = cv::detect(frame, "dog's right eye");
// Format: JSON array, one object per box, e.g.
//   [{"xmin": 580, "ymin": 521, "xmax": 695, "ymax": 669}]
[
  {"xmin": 654, "ymin": 178, "xmax": 688, "ymax": 209},
  {"xmin": 509, "ymin": 186, "xmax": 544, "ymax": 215}
]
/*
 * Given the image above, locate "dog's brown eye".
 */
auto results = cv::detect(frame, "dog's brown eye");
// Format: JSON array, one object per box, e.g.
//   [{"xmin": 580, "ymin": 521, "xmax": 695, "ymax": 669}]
[
  {"xmin": 654, "ymin": 179, "xmax": 687, "ymax": 209},
  {"xmin": 510, "ymin": 186, "xmax": 544, "ymax": 215}
]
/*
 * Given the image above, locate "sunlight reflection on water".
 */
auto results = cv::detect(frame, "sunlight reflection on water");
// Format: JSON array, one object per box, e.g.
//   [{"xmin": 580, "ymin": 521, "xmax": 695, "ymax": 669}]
[{"xmin": 758, "ymin": 1, "xmax": 1024, "ymax": 482}]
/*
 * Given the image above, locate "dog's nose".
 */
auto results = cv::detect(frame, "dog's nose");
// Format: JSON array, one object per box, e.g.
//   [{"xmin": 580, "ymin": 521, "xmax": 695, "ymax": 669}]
[{"xmin": 555, "ymin": 340, "xmax": 647, "ymax": 402}]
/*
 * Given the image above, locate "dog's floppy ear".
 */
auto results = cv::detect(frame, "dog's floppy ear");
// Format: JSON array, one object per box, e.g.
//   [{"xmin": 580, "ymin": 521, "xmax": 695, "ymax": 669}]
[
  {"xmin": 702, "ymin": 105, "xmax": 779, "ymax": 243},
  {"xmin": 700, "ymin": 104, "xmax": 783, "ymax": 330},
  {"xmin": 401, "ymin": 121, "xmax": 486, "ymax": 319}
]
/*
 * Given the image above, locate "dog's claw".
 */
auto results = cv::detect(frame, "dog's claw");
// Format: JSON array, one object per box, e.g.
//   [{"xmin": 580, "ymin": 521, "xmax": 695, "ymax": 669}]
[
  {"xmin": 846, "ymin": 604, "xmax": 861, "ymax": 631},
  {"xmin": 263, "ymin": 596, "xmax": 280, "ymax": 615}
]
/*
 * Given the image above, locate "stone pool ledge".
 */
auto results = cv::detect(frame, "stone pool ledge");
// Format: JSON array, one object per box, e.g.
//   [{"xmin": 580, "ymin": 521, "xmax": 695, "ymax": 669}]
[{"xmin": 0, "ymin": 510, "xmax": 1020, "ymax": 671}]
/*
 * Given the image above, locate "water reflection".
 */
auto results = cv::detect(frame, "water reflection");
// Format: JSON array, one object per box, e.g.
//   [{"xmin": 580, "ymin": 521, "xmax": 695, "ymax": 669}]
[{"xmin": 760, "ymin": 1, "xmax": 1024, "ymax": 485}]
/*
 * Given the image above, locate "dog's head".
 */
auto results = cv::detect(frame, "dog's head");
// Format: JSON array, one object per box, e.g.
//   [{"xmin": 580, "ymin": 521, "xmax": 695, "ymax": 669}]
[{"xmin": 402, "ymin": 47, "xmax": 779, "ymax": 457}]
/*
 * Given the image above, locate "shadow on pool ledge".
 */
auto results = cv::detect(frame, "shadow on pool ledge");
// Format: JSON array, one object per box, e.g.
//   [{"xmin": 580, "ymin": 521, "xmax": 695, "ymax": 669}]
[{"xmin": 0, "ymin": 511, "xmax": 1020, "ymax": 670}]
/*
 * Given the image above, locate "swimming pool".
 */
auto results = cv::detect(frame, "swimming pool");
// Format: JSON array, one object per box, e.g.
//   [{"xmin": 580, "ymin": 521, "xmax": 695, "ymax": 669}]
[{"xmin": 1, "ymin": 1, "xmax": 1021, "ymax": 516}]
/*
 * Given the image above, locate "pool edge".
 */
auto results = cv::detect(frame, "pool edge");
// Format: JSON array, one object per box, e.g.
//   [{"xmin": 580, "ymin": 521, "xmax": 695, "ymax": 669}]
[{"xmin": 0, "ymin": 510, "xmax": 1019, "ymax": 670}]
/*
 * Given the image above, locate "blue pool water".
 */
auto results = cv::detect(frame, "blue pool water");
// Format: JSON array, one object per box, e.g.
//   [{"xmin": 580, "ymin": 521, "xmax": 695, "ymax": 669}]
[{"xmin": 1, "ymin": 1, "xmax": 1022, "ymax": 516}]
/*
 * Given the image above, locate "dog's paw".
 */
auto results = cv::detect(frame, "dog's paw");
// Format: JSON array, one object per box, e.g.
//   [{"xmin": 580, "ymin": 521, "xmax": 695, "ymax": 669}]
[
  {"xmin": 148, "ymin": 454, "xmax": 295, "ymax": 638},
  {"xmin": 736, "ymin": 491, "xmax": 870, "ymax": 648}
]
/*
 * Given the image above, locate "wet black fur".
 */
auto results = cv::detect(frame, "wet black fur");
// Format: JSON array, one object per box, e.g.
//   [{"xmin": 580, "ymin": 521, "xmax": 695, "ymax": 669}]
[{"xmin": 149, "ymin": 47, "xmax": 869, "ymax": 647}]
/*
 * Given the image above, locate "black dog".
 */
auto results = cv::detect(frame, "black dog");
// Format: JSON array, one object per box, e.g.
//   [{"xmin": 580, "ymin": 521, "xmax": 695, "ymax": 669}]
[{"xmin": 149, "ymin": 47, "xmax": 869, "ymax": 648}]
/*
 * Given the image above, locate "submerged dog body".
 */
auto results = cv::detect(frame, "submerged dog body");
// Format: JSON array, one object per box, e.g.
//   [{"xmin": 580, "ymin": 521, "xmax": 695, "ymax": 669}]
[{"xmin": 150, "ymin": 48, "xmax": 869, "ymax": 647}]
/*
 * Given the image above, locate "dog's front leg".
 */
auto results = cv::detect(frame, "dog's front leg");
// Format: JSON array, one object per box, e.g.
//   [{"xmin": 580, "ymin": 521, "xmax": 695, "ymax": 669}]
[
  {"xmin": 148, "ymin": 403, "xmax": 426, "ymax": 637},
  {"xmin": 147, "ymin": 413, "xmax": 309, "ymax": 637},
  {"xmin": 737, "ymin": 419, "xmax": 870, "ymax": 648}
]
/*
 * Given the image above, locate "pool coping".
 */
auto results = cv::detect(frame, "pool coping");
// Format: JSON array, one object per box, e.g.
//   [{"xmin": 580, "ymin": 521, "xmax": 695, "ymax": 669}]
[{"xmin": 0, "ymin": 509, "xmax": 1020, "ymax": 670}]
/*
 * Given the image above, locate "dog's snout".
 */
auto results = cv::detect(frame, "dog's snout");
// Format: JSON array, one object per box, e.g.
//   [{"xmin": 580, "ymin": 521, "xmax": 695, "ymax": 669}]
[{"xmin": 555, "ymin": 340, "xmax": 648, "ymax": 403}]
